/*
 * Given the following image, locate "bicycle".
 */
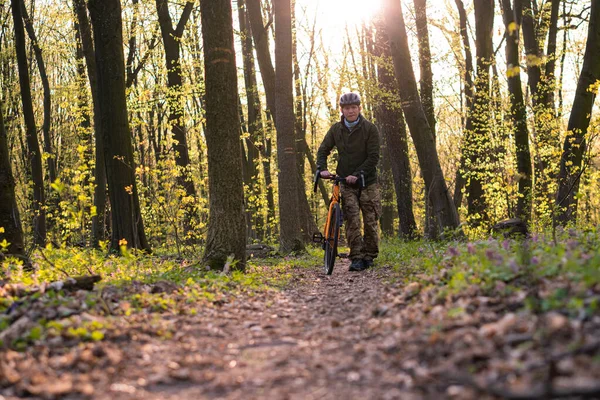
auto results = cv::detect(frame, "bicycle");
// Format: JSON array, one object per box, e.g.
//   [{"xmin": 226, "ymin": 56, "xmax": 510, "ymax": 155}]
[{"xmin": 312, "ymin": 169, "xmax": 365, "ymax": 275}]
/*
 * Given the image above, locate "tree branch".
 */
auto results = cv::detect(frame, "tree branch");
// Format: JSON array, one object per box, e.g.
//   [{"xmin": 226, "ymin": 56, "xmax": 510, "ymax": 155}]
[{"xmin": 174, "ymin": 1, "xmax": 194, "ymax": 38}]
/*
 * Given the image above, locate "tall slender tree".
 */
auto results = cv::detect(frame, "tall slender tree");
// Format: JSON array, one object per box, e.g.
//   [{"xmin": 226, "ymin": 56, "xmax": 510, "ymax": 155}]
[
  {"xmin": 0, "ymin": 98, "xmax": 24, "ymax": 257},
  {"xmin": 501, "ymin": 0, "xmax": 532, "ymax": 223},
  {"xmin": 200, "ymin": 0, "xmax": 247, "ymax": 269},
  {"xmin": 88, "ymin": 0, "xmax": 150, "ymax": 252},
  {"xmin": 413, "ymin": 0, "xmax": 437, "ymax": 238},
  {"xmin": 156, "ymin": 0, "xmax": 198, "ymax": 235},
  {"xmin": 464, "ymin": 0, "xmax": 494, "ymax": 226},
  {"xmin": 520, "ymin": 0, "xmax": 561, "ymax": 218},
  {"xmin": 383, "ymin": 0, "xmax": 460, "ymax": 236},
  {"xmin": 20, "ymin": 0, "xmax": 56, "ymax": 188},
  {"xmin": 292, "ymin": 1, "xmax": 319, "ymax": 242},
  {"xmin": 373, "ymin": 20, "xmax": 418, "ymax": 239},
  {"xmin": 238, "ymin": 0, "xmax": 265, "ymax": 240},
  {"xmin": 245, "ymin": 0, "xmax": 276, "ymax": 232},
  {"xmin": 11, "ymin": 0, "xmax": 46, "ymax": 246},
  {"xmin": 452, "ymin": 0, "xmax": 475, "ymax": 210},
  {"xmin": 274, "ymin": 0, "xmax": 304, "ymax": 253},
  {"xmin": 73, "ymin": 0, "xmax": 107, "ymax": 247},
  {"xmin": 555, "ymin": 0, "xmax": 600, "ymax": 225}
]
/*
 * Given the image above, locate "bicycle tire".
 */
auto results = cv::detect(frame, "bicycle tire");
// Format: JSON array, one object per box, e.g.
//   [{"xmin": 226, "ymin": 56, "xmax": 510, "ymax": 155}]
[{"xmin": 324, "ymin": 203, "xmax": 340, "ymax": 275}]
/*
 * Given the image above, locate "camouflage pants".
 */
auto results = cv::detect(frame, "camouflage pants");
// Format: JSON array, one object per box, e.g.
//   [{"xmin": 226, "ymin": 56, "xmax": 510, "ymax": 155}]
[{"xmin": 340, "ymin": 183, "xmax": 381, "ymax": 260}]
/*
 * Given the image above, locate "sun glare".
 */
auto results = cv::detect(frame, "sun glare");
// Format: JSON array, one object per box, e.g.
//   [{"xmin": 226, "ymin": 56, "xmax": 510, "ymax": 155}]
[{"xmin": 316, "ymin": 0, "xmax": 384, "ymax": 27}]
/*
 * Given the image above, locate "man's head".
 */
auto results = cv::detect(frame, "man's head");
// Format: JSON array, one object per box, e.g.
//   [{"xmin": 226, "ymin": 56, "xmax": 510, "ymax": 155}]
[{"xmin": 339, "ymin": 92, "xmax": 361, "ymax": 122}]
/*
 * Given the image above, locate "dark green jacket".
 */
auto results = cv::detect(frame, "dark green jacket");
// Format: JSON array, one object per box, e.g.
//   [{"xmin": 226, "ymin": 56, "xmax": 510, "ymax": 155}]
[{"xmin": 316, "ymin": 115, "xmax": 380, "ymax": 186}]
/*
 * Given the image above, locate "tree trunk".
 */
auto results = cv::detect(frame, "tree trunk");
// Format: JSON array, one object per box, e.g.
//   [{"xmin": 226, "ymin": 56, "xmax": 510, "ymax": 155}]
[
  {"xmin": 0, "ymin": 98, "xmax": 24, "ymax": 257},
  {"xmin": 413, "ymin": 0, "xmax": 437, "ymax": 238},
  {"xmin": 383, "ymin": 0, "xmax": 460, "ymax": 236},
  {"xmin": 292, "ymin": 1, "xmax": 319, "ymax": 242},
  {"xmin": 521, "ymin": 0, "xmax": 560, "ymax": 218},
  {"xmin": 373, "ymin": 20, "xmax": 418, "ymax": 239},
  {"xmin": 73, "ymin": 0, "xmax": 106, "ymax": 247},
  {"xmin": 88, "ymin": 0, "xmax": 150, "ymax": 252},
  {"xmin": 156, "ymin": 0, "xmax": 197, "ymax": 236},
  {"xmin": 464, "ymin": 0, "xmax": 494, "ymax": 226},
  {"xmin": 238, "ymin": 0, "xmax": 264, "ymax": 240},
  {"xmin": 452, "ymin": 0, "xmax": 475, "ymax": 211},
  {"xmin": 274, "ymin": 0, "xmax": 304, "ymax": 253},
  {"xmin": 200, "ymin": 0, "xmax": 247, "ymax": 269},
  {"xmin": 379, "ymin": 138, "xmax": 395, "ymax": 237},
  {"xmin": 11, "ymin": 0, "xmax": 46, "ymax": 246},
  {"xmin": 501, "ymin": 0, "xmax": 532, "ymax": 223},
  {"xmin": 247, "ymin": 0, "xmax": 277, "ymax": 117},
  {"xmin": 20, "ymin": 0, "xmax": 56, "ymax": 187},
  {"xmin": 246, "ymin": 0, "xmax": 276, "ymax": 233},
  {"xmin": 555, "ymin": 0, "xmax": 600, "ymax": 225}
]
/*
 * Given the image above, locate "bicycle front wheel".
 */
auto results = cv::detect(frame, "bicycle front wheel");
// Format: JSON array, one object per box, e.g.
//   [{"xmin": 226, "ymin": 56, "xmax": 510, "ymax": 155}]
[{"xmin": 324, "ymin": 203, "xmax": 341, "ymax": 275}]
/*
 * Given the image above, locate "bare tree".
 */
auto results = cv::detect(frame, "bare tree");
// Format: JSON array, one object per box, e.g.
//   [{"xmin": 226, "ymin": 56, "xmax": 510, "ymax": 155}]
[
  {"xmin": 555, "ymin": 0, "xmax": 600, "ymax": 224},
  {"xmin": 73, "ymin": 0, "xmax": 107, "ymax": 246},
  {"xmin": 156, "ymin": 0, "xmax": 198, "ymax": 236},
  {"xmin": 20, "ymin": 0, "xmax": 56, "ymax": 187},
  {"xmin": 88, "ymin": 0, "xmax": 150, "ymax": 252},
  {"xmin": 413, "ymin": 0, "xmax": 437, "ymax": 237},
  {"xmin": 501, "ymin": 0, "xmax": 532, "ymax": 223},
  {"xmin": 452, "ymin": 0, "xmax": 475, "ymax": 210},
  {"xmin": 383, "ymin": 0, "xmax": 460, "ymax": 235},
  {"xmin": 11, "ymin": 0, "xmax": 46, "ymax": 246}
]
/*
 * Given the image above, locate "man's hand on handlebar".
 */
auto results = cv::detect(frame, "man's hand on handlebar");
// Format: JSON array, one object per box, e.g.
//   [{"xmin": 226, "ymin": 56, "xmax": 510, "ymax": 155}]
[
  {"xmin": 345, "ymin": 175, "xmax": 358, "ymax": 185},
  {"xmin": 320, "ymin": 170, "xmax": 333, "ymax": 179}
]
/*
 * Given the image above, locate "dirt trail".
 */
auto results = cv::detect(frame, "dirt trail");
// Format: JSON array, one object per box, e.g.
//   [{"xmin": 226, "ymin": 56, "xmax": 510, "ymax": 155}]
[
  {"xmin": 4, "ymin": 258, "xmax": 600, "ymax": 400},
  {"xmin": 2, "ymin": 261, "xmax": 418, "ymax": 400},
  {"xmin": 97, "ymin": 261, "xmax": 407, "ymax": 400}
]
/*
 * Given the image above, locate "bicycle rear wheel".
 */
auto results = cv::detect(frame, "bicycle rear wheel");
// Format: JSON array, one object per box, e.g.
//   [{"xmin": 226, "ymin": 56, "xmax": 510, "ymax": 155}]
[{"xmin": 324, "ymin": 203, "xmax": 340, "ymax": 275}]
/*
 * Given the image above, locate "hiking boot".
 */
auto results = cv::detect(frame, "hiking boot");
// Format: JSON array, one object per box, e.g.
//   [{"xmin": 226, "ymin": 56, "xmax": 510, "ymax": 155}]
[
  {"xmin": 363, "ymin": 258, "xmax": 374, "ymax": 269},
  {"xmin": 349, "ymin": 258, "xmax": 365, "ymax": 272}
]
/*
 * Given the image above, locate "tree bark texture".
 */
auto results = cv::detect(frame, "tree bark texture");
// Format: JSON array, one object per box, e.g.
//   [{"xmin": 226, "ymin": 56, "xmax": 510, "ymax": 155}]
[
  {"xmin": 521, "ymin": 0, "xmax": 560, "ymax": 218},
  {"xmin": 73, "ymin": 0, "xmax": 106, "ymax": 247},
  {"xmin": 274, "ymin": 0, "xmax": 304, "ymax": 253},
  {"xmin": 200, "ymin": 0, "xmax": 247, "ymax": 269},
  {"xmin": 555, "ymin": 0, "xmax": 600, "ymax": 224},
  {"xmin": 11, "ymin": 0, "xmax": 46, "ymax": 246},
  {"xmin": 383, "ymin": 0, "xmax": 460, "ymax": 235},
  {"xmin": 0, "ymin": 99, "xmax": 25, "ymax": 256},
  {"xmin": 464, "ymin": 0, "xmax": 494, "ymax": 226},
  {"xmin": 379, "ymin": 139, "xmax": 395, "ymax": 237},
  {"xmin": 412, "ymin": 0, "xmax": 437, "ymax": 238},
  {"xmin": 156, "ymin": 0, "xmax": 197, "ymax": 219},
  {"xmin": 501, "ymin": 0, "xmax": 532, "ymax": 223},
  {"xmin": 247, "ymin": 0, "xmax": 277, "ymax": 117},
  {"xmin": 292, "ymin": 2, "xmax": 319, "ymax": 243},
  {"xmin": 238, "ymin": 0, "xmax": 264, "ymax": 240},
  {"xmin": 20, "ymin": 0, "xmax": 56, "ymax": 187},
  {"xmin": 452, "ymin": 0, "xmax": 475, "ymax": 211},
  {"xmin": 374, "ymin": 21, "xmax": 418, "ymax": 239},
  {"xmin": 245, "ymin": 0, "xmax": 276, "ymax": 232},
  {"xmin": 88, "ymin": 0, "xmax": 150, "ymax": 252}
]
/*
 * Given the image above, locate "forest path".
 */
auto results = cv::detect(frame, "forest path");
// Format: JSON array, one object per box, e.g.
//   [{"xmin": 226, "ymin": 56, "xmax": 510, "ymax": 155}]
[
  {"xmin": 93, "ymin": 261, "xmax": 411, "ymax": 400},
  {"xmin": 4, "ymin": 257, "xmax": 598, "ymax": 400}
]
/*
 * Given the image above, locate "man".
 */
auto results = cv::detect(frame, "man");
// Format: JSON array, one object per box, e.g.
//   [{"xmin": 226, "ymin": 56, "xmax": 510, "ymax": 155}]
[{"xmin": 317, "ymin": 92, "xmax": 381, "ymax": 272}]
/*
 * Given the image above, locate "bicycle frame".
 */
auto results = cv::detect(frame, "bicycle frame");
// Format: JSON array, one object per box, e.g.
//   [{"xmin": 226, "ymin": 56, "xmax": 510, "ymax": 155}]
[{"xmin": 322, "ymin": 179, "xmax": 342, "ymax": 246}]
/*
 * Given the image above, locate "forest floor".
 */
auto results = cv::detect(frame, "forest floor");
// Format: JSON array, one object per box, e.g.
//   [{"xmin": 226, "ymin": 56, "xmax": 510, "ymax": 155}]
[{"xmin": 1, "ymin": 237, "xmax": 600, "ymax": 399}]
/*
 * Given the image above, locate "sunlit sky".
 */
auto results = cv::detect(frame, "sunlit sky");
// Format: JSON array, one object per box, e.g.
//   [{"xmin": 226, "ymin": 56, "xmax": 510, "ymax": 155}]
[{"xmin": 314, "ymin": 0, "xmax": 384, "ymax": 26}]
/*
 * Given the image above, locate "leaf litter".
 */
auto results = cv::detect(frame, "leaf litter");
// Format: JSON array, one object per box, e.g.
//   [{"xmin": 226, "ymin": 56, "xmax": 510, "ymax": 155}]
[{"xmin": 1, "ymin": 252, "xmax": 599, "ymax": 399}]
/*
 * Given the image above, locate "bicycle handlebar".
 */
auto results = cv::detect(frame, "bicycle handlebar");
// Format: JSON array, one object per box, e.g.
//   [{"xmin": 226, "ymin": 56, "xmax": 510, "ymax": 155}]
[{"xmin": 314, "ymin": 168, "xmax": 366, "ymax": 193}]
